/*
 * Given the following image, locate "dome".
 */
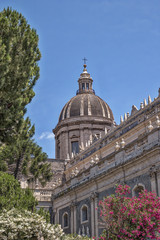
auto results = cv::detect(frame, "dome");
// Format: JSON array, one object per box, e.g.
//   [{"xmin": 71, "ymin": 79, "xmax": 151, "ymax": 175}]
[
  {"xmin": 53, "ymin": 62, "xmax": 114, "ymax": 160},
  {"xmin": 58, "ymin": 63, "xmax": 114, "ymax": 123},
  {"xmin": 59, "ymin": 93, "xmax": 114, "ymax": 122}
]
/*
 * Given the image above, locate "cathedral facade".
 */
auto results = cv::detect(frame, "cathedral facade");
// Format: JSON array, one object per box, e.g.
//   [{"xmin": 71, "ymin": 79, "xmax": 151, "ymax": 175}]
[{"xmin": 34, "ymin": 64, "xmax": 160, "ymax": 238}]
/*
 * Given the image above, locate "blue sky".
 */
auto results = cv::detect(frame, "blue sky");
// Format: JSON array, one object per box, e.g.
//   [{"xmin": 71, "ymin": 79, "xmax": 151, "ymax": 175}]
[{"xmin": 1, "ymin": 0, "xmax": 160, "ymax": 158}]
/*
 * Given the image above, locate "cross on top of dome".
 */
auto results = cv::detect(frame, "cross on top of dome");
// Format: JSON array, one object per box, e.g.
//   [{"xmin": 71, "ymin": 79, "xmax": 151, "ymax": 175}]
[
  {"xmin": 82, "ymin": 57, "xmax": 87, "ymax": 65},
  {"xmin": 82, "ymin": 57, "xmax": 88, "ymax": 73},
  {"xmin": 82, "ymin": 57, "xmax": 87, "ymax": 69}
]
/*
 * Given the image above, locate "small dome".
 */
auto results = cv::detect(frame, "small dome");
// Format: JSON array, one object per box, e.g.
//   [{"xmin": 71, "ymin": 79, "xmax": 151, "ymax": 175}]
[{"xmin": 59, "ymin": 93, "xmax": 114, "ymax": 122}]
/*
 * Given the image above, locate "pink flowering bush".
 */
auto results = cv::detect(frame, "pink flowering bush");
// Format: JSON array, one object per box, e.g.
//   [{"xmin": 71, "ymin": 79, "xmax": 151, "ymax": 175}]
[{"xmin": 99, "ymin": 185, "xmax": 160, "ymax": 240}]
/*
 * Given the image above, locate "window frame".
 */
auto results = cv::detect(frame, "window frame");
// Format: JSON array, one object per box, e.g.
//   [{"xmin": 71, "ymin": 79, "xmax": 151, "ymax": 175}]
[
  {"xmin": 81, "ymin": 204, "xmax": 88, "ymax": 224},
  {"xmin": 86, "ymin": 83, "xmax": 89, "ymax": 90},
  {"xmin": 71, "ymin": 141, "xmax": 79, "ymax": 154},
  {"xmin": 62, "ymin": 212, "xmax": 69, "ymax": 229}
]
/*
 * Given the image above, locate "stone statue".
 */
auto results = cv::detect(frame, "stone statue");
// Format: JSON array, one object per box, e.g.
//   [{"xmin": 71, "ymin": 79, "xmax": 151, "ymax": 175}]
[
  {"xmin": 86, "ymin": 226, "xmax": 90, "ymax": 237},
  {"xmin": 82, "ymin": 225, "xmax": 85, "ymax": 236}
]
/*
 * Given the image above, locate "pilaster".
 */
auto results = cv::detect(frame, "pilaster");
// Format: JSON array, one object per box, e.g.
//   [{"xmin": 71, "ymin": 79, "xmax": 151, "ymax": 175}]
[
  {"xmin": 150, "ymin": 166, "xmax": 159, "ymax": 195},
  {"xmin": 70, "ymin": 201, "xmax": 77, "ymax": 234},
  {"xmin": 94, "ymin": 192, "xmax": 99, "ymax": 238},
  {"xmin": 90, "ymin": 193, "xmax": 95, "ymax": 237}
]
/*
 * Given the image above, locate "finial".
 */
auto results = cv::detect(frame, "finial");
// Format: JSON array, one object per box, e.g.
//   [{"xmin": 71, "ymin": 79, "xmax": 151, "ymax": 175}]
[
  {"xmin": 148, "ymin": 95, "xmax": 152, "ymax": 104},
  {"xmin": 124, "ymin": 113, "xmax": 127, "ymax": 121},
  {"xmin": 120, "ymin": 116, "xmax": 123, "ymax": 124},
  {"xmin": 82, "ymin": 57, "xmax": 87, "ymax": 69},
  {"xmin": 144, "ymin": 99, "xmax": 147, "ymax": 107},
  {"xmin": 140, "ymin": 102, "xmax": 144, "ymax": 109}
]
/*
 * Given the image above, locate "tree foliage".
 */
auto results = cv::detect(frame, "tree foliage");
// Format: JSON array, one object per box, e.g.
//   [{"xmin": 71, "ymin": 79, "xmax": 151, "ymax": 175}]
[
  {"xmin": 0, "ymin": 172, "xmax": 37, "ymax": 211},
  {"xmin": 0, "ymin": 117, "xmax": 52, "ymax": 184},
  {"xmin": 99, "ymin": 185, "xmax": 160, "ymax": 240},
  {"xmin": 0, "ymin": 8, "xmax": 52, "ymax": 184},
  {"xmin": 0, "ymin": 7, "xmax": 41, "ymax": 144}
]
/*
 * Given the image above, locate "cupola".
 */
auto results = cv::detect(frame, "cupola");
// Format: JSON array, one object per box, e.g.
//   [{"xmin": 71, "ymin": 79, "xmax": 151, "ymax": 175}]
[{"xmin": 77, "ymin": 63, "xmax": 94, "ymax": 95}]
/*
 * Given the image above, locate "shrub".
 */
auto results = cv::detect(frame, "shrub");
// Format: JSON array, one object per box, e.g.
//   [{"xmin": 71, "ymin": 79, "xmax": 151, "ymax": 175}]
[
  {"xmin": 99, "ymin": 185, "xmax": 160, "ymax": 240},
  {"xmin": 0, "ymin": 208, "xmax": 64, "ymax": 240}
]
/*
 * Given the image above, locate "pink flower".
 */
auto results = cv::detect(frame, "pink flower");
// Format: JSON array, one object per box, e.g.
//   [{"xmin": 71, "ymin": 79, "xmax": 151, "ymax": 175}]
[{"xmin": 109, "ymin": 211, "xmax": 114, "ymax": 214}]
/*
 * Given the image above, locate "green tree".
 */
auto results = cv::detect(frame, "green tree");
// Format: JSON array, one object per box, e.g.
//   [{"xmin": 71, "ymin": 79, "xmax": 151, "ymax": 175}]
[
  {"xmin": 0, "ymin": 117, "xmax": 52, "ymax": 184},
  {"xmin": 0, "ymin": 7, "xmax": 40, "ymax": 144},
  {"xmin": 0, "ymin": 8, "xmax": 52, "ymax": 184},
  {"xmin": 0, "ymin": 172, "xmax": 37, "ymax": 211}
]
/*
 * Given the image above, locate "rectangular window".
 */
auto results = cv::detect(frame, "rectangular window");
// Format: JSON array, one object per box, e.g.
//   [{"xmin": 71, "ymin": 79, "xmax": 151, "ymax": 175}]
[
  {"xmin": 86, "ymin": 83, "xmax": 89, "ymax": 90},
  {"xmin": 71, "ymin": 141, "xmax": 79, "ymax": 154},
  {"xmin": 82, "ymin": 83, "xmax": 85, "ymax": 90}
]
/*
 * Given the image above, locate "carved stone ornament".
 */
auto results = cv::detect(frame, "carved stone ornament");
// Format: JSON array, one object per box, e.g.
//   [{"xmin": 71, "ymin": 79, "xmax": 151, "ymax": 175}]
[
  {"xmin": 149, "ymin": 165, "xmax": 159, "ymax": 177},
  {"xmin": 121, "ymin": 138, "xmax": 125, "ymax": 148},
  {"xmin": 90, "ymin": 191, "xmax": 99, "ymax": 200},
  {"xmin": 147, "ymin": 120, "xmax": 153, "ymax": 132},
  {"xmin": 156, "ymin": 116, "xmax": 160, "ymax": 128},
  {"xmin": 90, "ymin": 157, "xmax": 95, "ymax": 166},
  {"xmin": 115, "ymin": 142, "xmax": 120, "ymax": 151},
  {"xmin": 70, "ymin": 169, "xmax": 75, "ymax": 178},
  {"xmin": 70, "ymin": 200, "xmax": 77, "ymax": 208},
  {"xmin": 86, "ymin": 226, "xmax": 90, "ymax": 237},
  {"xmin": 94, "ymin": 154, "xmax": 99, "ymax": 164}
]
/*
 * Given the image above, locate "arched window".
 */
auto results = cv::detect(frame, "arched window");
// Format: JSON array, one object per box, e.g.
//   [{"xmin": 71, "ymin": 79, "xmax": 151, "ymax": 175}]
[
  {"xmin": 132, "ymin": 184, "xmax": 145, "ymax": 197},
  {"xmin": 63, "ymin": 212, "xmax": 69, "ymax": 228},
  {"xmin": 81, "ymin": 205, "xmax": 88, "ymax": 222}
]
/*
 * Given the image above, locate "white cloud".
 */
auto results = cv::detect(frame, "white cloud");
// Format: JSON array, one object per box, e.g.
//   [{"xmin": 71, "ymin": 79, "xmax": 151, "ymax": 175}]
[{"xmin": 39, "ymin": 132, "xmax": 54, "ymax": 140}]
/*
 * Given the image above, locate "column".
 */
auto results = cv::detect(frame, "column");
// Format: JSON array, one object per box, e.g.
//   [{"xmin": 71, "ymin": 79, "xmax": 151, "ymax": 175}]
[
  {"xmin": 70, "ymin": 201, "xmax": 77, "ymax": 234},
  {"xmin": 52, "ymin": 211, "xmax": 56, "ymax": 224},
  {"xmin": 80, "ymin": 128, "xmax": 84, "ymax": 147},
  {"xmin": 73, "ymin": 203, "xmax": 77, "ymax": 233},
  {"xmin": 65, "ymin": 130, "xmax": 69, "ymax": 159},
  {"xmin": 55, "ymin": 209, "xmax": 59, "ymax": 224},
  {"xmin": 150, "ymin": 169, "xmax": 157, "ymax": 193},
  {"xmin": 90, "ymin": 193, "xmax": 95, "ymax": 237},
  {"xmin": 94, "ymin": 193, "xmax": 99, "ymax": 238},
  {"xmin": 70, "ymin": 204, "xmax": 74, "ymax": 233}
]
